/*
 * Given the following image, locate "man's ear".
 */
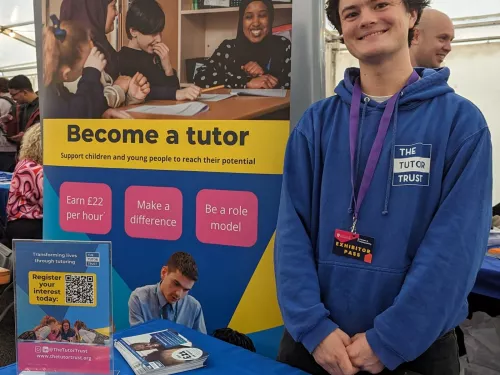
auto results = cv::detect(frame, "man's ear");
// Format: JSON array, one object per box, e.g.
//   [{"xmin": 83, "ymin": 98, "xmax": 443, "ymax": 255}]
[
  {"xmin": 130, "ymin": 28, "xmax": 138, "ymax": 39},
  {"xmin": 60, "ymin": 66, "xmax": 71, "ymax": 82},
  {"xmin": 412, "ymin": 28, "xmax": 421, "ymax": 46},
  {"xmin": 160, "ymin": 266, "xmax": 168, "ymax": 280}
]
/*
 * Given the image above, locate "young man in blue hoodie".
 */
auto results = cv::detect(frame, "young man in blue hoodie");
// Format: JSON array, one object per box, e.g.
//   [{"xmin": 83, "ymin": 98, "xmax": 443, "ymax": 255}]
[{"xmin": 274, "ymin": 0, "xmax": 492, "ymax": 374}]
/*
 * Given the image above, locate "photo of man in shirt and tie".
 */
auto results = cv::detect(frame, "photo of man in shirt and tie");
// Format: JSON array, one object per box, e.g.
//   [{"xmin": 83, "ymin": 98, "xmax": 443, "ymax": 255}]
[{"xmin": 128, "ymin": 252, "xmax": 206, "ymax": 334}]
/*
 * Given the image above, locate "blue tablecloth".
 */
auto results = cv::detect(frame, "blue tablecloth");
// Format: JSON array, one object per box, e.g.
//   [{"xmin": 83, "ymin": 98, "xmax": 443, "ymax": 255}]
[
  {"xmin": 0, "ymin": 320, "xmax": 307, "ymax": 375},
  {"xmin": 472, "ymin": 255, "xmax": 500, "ymax": 300}
]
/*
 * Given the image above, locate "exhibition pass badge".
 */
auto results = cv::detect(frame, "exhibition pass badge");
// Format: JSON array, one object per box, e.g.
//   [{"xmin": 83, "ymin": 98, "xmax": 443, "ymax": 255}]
[{"xmin": 334, "ymin": 229, "xmax": 374, "ymax": 264}]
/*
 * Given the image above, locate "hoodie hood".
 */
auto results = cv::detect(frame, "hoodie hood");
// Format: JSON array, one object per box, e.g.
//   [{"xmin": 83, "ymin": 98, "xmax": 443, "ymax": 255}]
[{"xmin": 335, "ymin": 67, "xmax": 454, "ymax": 109}]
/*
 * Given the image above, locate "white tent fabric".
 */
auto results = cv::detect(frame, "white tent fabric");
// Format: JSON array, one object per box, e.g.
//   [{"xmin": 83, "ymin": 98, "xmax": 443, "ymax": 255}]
[
  {"xmin": 0, "ymin": 0, "xmax": 34, "ymax": 25},
  {"xmin": 0, "ymin": 0, "xmax": 36, "ymax": 84},
  {"xmin": 431, "ymin": 0, "xmax": 500, "ymax": 18}
]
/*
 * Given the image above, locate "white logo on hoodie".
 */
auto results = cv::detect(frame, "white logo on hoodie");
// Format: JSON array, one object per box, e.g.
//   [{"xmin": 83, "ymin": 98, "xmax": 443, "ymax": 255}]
[{"xmin": 393, "ymin": 143, "xmax": 432, "ymax": 186}]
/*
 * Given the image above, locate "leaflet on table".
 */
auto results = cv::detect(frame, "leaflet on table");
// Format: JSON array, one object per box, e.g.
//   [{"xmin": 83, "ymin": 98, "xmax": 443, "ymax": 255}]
[
  {"xmin": 126, "ymin": 102, "xmax": 208, "ymax": 116},
  {"xmin": 198, "ymin": 93, "xmax": 237, "ymax": 102},
  {"xmin": 14, "ymin": 240, "xmax": 113, "ymax": 375},
  {"xmin": 114, "ymin": 329, "xmax": 209, "ymax": 375}
]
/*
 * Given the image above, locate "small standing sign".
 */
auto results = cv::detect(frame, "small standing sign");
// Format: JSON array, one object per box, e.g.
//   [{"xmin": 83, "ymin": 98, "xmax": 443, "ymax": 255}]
[{"xmin": 14, "ymin": 240, "xmax": 113, "ymax": 375}]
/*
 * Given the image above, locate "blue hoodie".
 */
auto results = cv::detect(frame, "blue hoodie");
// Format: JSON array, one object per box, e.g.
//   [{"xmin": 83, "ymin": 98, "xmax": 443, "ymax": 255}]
[{"xmin": 275, "ymin": 67, "xmax": 492, "ymax": 370}]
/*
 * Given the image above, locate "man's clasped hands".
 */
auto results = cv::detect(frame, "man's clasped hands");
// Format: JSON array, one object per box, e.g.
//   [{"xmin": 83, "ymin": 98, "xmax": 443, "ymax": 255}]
[{"xmin": 313, "ymin": 329, "xmax": 385, "ymax": 375}]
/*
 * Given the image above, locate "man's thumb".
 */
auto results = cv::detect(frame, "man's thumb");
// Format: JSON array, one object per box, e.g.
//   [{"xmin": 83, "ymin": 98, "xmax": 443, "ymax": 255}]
[{"xmin": 336, "ymin": 329, "xmax": 352, "ymax": 347}]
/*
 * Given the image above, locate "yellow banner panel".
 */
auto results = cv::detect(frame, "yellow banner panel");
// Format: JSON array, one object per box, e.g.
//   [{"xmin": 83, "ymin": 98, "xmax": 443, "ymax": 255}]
[
  {"xmin": 43, "ymin": 120, "xmax": 290, "ymax": 175},
  {"xmin": 229, "ymin": 233, "xmax": 283, "ymax": 333}
]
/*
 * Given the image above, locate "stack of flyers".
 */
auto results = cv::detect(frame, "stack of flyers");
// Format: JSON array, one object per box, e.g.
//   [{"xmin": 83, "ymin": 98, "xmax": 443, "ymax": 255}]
[{"xmin": 114, "ymin": 329, "xmax": 208, "ymax": 375}]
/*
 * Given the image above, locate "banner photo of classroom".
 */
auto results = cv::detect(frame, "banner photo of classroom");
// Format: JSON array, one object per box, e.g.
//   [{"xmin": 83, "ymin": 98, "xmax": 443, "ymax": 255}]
[{"xmin": 37, "ymin": 0, "xmax": 293, "ymax": 358}]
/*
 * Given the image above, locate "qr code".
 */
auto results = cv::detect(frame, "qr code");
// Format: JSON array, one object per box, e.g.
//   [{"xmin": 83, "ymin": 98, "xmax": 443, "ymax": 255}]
[{"xmin": 65, "ymin": 275, "xmax": 95, "ymax": 304}]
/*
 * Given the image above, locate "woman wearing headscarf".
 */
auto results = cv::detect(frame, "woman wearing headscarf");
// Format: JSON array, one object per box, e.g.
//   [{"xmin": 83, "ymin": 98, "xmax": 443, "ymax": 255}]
[
  {"xmin": 193, "ymin": 0, "xmax": 291, "ymax": 90},
  {"xmin": 60, "ymin": 0, "xmax": 150, "ymax": 107},
  {"xmin": 60, "ymin": 0, "xmax": 119, "ymax": 79}
]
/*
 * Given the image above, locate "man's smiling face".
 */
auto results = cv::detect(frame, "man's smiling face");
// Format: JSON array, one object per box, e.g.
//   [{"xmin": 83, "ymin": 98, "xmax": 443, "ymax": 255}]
[{"xmin": 339, "ymin": 0, "xmax": 417, "ymax": 62}]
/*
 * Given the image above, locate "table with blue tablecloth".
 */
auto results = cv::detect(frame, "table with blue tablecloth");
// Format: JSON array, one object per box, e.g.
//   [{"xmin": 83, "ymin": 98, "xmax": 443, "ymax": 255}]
[
  {"xmin": 472, "ymin": 255, "xmax": 500, "ymax": 300},
  {"xmin": 0, "ymin": 319, "xmax": 308, "ymax": 375},
  {"xmin": 467, "ymin": 254, "xmax": 500, "ymax": 321}
]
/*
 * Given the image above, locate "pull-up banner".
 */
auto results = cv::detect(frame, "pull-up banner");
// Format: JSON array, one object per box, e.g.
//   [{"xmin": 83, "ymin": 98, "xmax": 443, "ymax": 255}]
[{"xmin": 35, "ymin": 0, "xmax": 294, "ymax": 358}]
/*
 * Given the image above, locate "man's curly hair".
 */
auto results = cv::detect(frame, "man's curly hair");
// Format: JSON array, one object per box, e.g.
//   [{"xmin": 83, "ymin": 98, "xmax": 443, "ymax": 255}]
[{"xmin": 326, "ymin": 0, "xmax": 431, "ymax": 46}]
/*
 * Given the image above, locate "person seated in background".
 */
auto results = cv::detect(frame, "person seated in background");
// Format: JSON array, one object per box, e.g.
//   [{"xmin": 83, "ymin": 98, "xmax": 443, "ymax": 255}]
[
  {"xmin": 212, "ymin": 328, "xmax": 256, "ymax": 352},
  {"xmin": 410, "ymin": 8, "xmax": 454, "ymax": 69},
  {"xmin": 128, "ymin": 251, "xmax": 207, "ymax": 334},
  {"xmin": 60, "ymin": 319, "xmax": 76, "ymax": 342},
  {"xmin": 3, "ymin": 124, "xmax": 43, "ymax": 249},
  {"xmin": 193, "ymin": 0, "xmax": 291, "ymax": 90},
  {"xmin": 60, "ymin": 0, "xmax": 151, "ymax": 108},
  {"xmin": 118, "ymin": 0, "xmax": 201, "ymax": 101}
]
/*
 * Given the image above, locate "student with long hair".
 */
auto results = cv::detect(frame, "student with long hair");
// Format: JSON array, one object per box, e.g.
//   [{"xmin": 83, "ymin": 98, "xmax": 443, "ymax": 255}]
[
  {"xmin": 42, "ymin": 17, "xmax": 131, "ymax": 119},
  {"xmin": 36, "ymin": 317, "xmax": 59, "ymax": 341},
  {"xmin": 60, "ymin": 0, "xmax": 150, "ymax": 108},
  {"xmin": 194, "ymin": 0, "xmax": 291, "ymax": 89},
  {"xmin": 60, "ymin": 319, "xmax": 76, "ymax": 342}
]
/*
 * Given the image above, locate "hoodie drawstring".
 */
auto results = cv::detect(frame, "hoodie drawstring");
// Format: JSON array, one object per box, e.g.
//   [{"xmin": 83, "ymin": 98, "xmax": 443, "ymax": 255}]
[
  {"xmin": 348, "ymin": 97, "xmax": 370, "ymax": 215},
  {"xmin": 382, "ymin": 94, "xmax": 402, "ymax": 215}
]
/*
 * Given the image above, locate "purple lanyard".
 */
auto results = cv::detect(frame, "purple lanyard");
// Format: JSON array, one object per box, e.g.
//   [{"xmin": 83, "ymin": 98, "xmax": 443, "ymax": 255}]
[{"xmin": 349, "ymin": 71, "xmax": 419, "ymax": 233}]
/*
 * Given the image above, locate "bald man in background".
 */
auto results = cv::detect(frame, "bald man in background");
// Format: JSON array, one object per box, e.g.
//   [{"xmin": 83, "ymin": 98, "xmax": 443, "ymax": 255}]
[{"xmin": 411, "ymin": 9, "xmax": 455, "ymax": 68}]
